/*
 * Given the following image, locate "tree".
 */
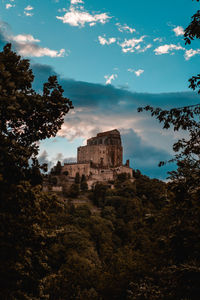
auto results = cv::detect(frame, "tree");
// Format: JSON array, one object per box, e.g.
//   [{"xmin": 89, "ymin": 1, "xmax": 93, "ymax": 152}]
[
  {"xmin": 0, "ymin": 43, "xmax": 73, "ymax": 186},
  {"xmin": 75, "ymin": 172, "xmax": 80, "ymax": 184},
  {"xmin": 51, "ymin": 161, "xmax": 62, "ymax": 175},
  {"xmin": 0, "ymin": 44, "xmax": 73, "ymax": 299},
  {"xmin": 80, "ymin": 174, "xmax": 88, "ymax": 192},
  {"xmin": 69, "ymin": 183, "xmax": 80, "ymax": 198}
]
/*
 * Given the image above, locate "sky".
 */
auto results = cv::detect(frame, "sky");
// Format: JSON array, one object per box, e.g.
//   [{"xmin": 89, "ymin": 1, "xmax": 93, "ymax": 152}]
[{"xmin": 1, "ymin": 0, "xmax": 200, "ymax": 179}]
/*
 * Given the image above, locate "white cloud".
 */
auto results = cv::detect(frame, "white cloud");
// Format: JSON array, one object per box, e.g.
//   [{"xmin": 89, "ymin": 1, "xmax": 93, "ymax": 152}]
[
  {"xmin": 10, "ymin": 34, "xmax": 40, "ymax": 43},
  {"xmin": 71, "ymin": 0, "xmax": 84, "ymax": 4},
  {"xmin": 135, "ymin": 69, "xmax": 144, "ymax": 76},
  {"xmin": 6, "ymin": 3, "xmax": 15, "ymax": 9},
  {"xmin": 98, "ymin": 35, "xmax": 116, "ymax": 45},
  {"xmin": 119, "ymin": 36, "xmax": 146, "ymax": 53},
  {"xmin": 173, "ymin": 26, "xmax": 184, "ymax": 36},
  {"xmin": 58, "ymin": 8, "xmax": 67, "ymax": 13},
  {"xmin": 56, "ymin": 6, "xmax": 111, "ymax": 27},
  {"xmin": 184, "ymin": 48, "xmax": 200, "ymax": 60},
  {"xmin": 154, "ymin": 44, "xmax": 185, "ymax": 55},
  {"xmin": 24, "ymin": 5, "xmax": 34, "ymax": 11},
  {"xmin": 24, "ymin": 5, "xmax": 34, "ymax": 16},
  {"xmin": 128, "ymin": 68, "xmax": 144, "ymax": 76},
  {"xmin": 104, "ymin": 74, "xmax": 117, "ymax": 85},
  {"xmin": 138, "ymin": 44, "xmax": 152, "ymax": 52},
  {"xmin": 24, "ymin": 12, "xmax": 33, "ymax": 17},
  {"xmin": 153, "ymin": 37, "xmax": 163, "ymax": 42},
  {"xmin": 135, "ymin": 45, "xmax": 141, "ymax": 50},
  {"xmin": 4, "ymin": 31, "xmax": 66, "ymax": 58},
  {"xmin": 116, "ymin": 23, "xmax": 136, "ymax": 33},
  {"xmin": 17, "ymin": 45, "xmax": 65, "ymax": 57}
]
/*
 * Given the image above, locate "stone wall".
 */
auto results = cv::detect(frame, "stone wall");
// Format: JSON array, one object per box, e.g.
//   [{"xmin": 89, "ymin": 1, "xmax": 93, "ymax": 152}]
[
  {"xmin": 62, "ymin": 163, "xmax": 91, "ymax": 178},
  {"xmin": 77, "ymin": 129, "xmax": 123, "ymax": 167}
]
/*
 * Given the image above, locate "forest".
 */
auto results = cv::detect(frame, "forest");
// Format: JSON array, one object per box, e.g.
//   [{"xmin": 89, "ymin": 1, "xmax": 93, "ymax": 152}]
[{"xmin": 1, "ymin": 2, "xmax": 200, "ymax": 298}]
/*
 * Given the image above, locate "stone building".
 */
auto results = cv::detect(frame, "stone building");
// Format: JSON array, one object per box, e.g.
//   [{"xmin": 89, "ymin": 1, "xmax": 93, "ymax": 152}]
[
  {"xmin": 77, "ymin": 129, "xmax": 123, "ymax": 167},
  {"xmin": 62, "ymin": 129, "xmax": 133, "ymax": 188}
]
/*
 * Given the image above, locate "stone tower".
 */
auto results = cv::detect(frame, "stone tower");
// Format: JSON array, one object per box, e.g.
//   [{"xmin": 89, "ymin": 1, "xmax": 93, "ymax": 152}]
[{"xmin": 77, "ymin": 129, "xmax": 123, "ymax": 167}]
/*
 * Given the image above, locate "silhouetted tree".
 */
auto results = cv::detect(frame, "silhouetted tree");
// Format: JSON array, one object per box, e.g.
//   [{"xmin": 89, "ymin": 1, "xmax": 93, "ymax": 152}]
[
  {"xmin": 75, "ymin": 172, "xmax": 80, "ymax": 184},
  {"xmin": 69, "ymin": 183, "xmax": 80, "ymax": 198},
  {"xmin": 80, "ymin": 174, "xmax": 88, "ymax": 192},
  {"xmin": 0, "ymin": 44, "xmax": 73, "ymax": 186},
  {"xmin": 0, "ymin": 44, "xmax": 73, "ymax": 299}
]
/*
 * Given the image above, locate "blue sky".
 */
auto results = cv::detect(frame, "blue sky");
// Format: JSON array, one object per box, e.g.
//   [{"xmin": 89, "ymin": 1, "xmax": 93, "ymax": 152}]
[{"xmin": 1, "ymin": 0, "xmax": 200, "ymax": 179}]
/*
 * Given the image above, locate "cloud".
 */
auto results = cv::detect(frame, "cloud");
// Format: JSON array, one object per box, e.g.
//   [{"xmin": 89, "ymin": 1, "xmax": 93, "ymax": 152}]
[
  {"xmin": 154, "ymin": 41, "xmax": 200, "ymax": 60},
  {"xmin": 0, "ymin": 24, "xmax": 67, "ymax": 58},
  {"xmin": 154, "ymin": 44, "xmax": 185, "ymax": 55},
  {"xmin": 17, "ymin": 44, "xmax": 65, "ymax": 57},
  {"xmin": 119, "ymin": 36, "xmax": 146, "ymax": 53},
  {"xmin": 121, "ymin": 129, "xmax": 174, "ymax": 178},
  {"xmin": 38, "ymin": 150, "xmax": 50, "ymax": 166},
  {"xmin": 127, "ymin": 68, "xmax": 144, "ymax": 76},
  {"xmin": 31, "ymin": 63, "xmax": 200, "ymax": 179},
  {"xmin": 104, "ymin": 74, "xmax": 118, "ymax": 85},
  {"xmin": 138, "ymin": 44, "xmax": 152, "ymax": 53},
  {"xmin": 38, "ymin": 149, "xmax": 77, "ymax": 171},
  {"xmin": 98, "ymin": 35, "xmax": 116, "ymax": 45},
  {"xmin": 135, "ymin": 69, "xmax": 144, "ymax": 76},
  {"xmin": 71, "ymin": 0, "xmax": 83, "ymax": 4},
  {"xmin": 10, "ymin": 34, "xmax": 40, "ymax": 43},
  {"xmin": 24, "ymin": 12, "xmax": 33, "ymax": 17},
  {"xmin": 6, "ymin": 3, "xmax": 15, "ymax": 9},
  {"xmin": 153, "ymin": 37, "xmax": 163, "ymax": 42},
  {"xmin": 184, "ymin": 48, "xmax": 200, "ymax": 60},
  {"xmin": 173, "ymin": 26, "xmax": 184, "ymax": 36},
  {"xmin": 116, "ymin": 23, "xmax": 136, "ymax": 33},
  {"xmin": 24, "ymin": 5, "xmax": 34, "ymax": 11},
  {"xmin": 56, "ymin": 6, "xmax": 111, "ymax": 27},
  {"xmin": 24, "ymin": 5, "xmax": 34, "ymax": 17}
]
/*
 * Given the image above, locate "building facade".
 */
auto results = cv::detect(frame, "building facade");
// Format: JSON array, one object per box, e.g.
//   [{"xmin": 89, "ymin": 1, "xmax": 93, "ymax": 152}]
[
  {"xmin": 62, "ymin": 129, "xmax": 133, "ymax": 187},
  {"xmin": 77, "ymin": 129, "xmax": 123, "ymax": 167}
]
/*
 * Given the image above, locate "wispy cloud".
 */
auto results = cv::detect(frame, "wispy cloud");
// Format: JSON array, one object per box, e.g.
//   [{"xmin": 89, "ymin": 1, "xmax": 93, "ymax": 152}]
[
  {"xmin": 153, "ymin": 37, "xmax": 163, "ymax": 42},
  {"xmin": 6, "ymin": 3, "xmax": 15, "ymax": 9},
  {"xmin": 24, "ymin": 5, "xmax": 34, "ymax": 17},
  {"xmin": 154, "ymin": 44, "xmax": 184, "ymax": 55},
  {"xmin": 24, "ymin": 5, "xmax": 34, "ymax": 11},
  {"xmin": 104, "ymin": 74, "xmax": 118, "ymax": 85},
  {"xmin": 184, "ymin": 48, "xmax": 200, "ymax": 60},
  {"xmin": 71, "ymin": 0, "xmax": 84, "ymax": 4},
  {"xmin": 135, "ymin": 69, "xmax": 144, "ymax": 76},
  {"xmin": 138, "ymin": 44, "xmax": 152, "ymax": 53},
  {"xmin": 173, "ymin": 26, "xmax": 184, "ymax": 36},
  {"xmin": 119, "ymin": 36, "xmax": 146, "ymax": 53},
  {"xmin": 116, "ymin": 23, "xmax": 136, "ymax": 33},
  {"xmin": 98, "ymin": 35, "xmax": 116, "ymax": 45},
  {"xmin": 128, "ymin": 68, "xmax": 144, "ymax": 76},
  {"xmin": 56, "ymin": 6, "xmax": 111, "ymax": 27}
]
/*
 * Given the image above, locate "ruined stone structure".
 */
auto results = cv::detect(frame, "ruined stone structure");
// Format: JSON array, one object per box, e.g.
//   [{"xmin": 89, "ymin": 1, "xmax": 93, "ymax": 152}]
[{"xmin": 62, "ymin": 129, "xmax": 133, "ymax": 188}]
